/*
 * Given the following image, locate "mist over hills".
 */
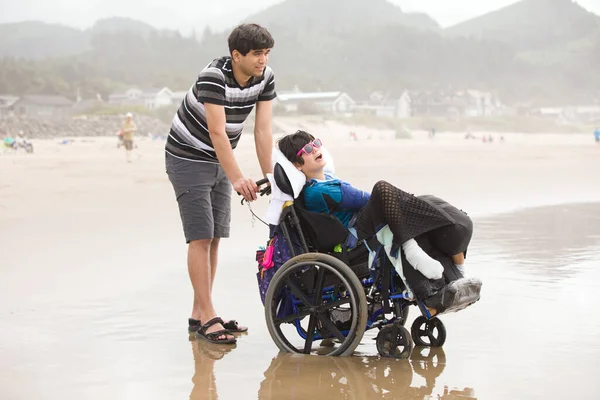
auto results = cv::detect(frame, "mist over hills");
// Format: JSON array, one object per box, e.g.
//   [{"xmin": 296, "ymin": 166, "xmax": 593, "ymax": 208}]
[{"xmin": 0, "ymin": 0, "xmax": 598, "ymax": 106}]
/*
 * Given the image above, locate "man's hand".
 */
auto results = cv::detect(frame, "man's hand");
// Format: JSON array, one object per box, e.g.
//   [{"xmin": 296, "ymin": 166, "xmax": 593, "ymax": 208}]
[{"xmin": 233, "ymin": 177, "xmax": 259, "ymax": 202}]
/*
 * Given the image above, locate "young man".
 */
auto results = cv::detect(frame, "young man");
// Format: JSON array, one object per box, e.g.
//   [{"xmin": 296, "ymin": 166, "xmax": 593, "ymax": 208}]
[
  {"xmin": 121, "ymin": 112, "xmax": 137, "ymax": 162},
  {"xmin": 165, "ymin": 24, "xmax": 276, "ymax": 344}
]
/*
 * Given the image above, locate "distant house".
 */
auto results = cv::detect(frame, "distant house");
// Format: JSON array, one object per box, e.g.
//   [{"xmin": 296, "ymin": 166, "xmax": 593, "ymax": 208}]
[
  {"xmin": 274, "ymin": 91, "xmax": 356, "ymax": 115},
  {"xmin": 72, "ymin": 98, "xmax": 105, "ymax": 113},
  {"xmin": 535, "ymin": 105, "xmax": 600, "ymax": 124},
  {"xmin": 394, "ymin": 90, "xmax": 499, "ymax": 119},
  {"xmin": 11, "ymin": 95, "xmax": 74, "ymax": 118},
  {"xmin": 355, "ymin": 91, "xmax": 412, "ymax": 118},
  {"xmin": 0, "ymin": 95, "xmax": 19, "ymax": 117},
  {"xmin": 108, "ymin": 87, "xmax": 175, "ymax": 110},
  {"xmin": 171, "ymin": 91, "xmax": 188, "ymax": 104}
]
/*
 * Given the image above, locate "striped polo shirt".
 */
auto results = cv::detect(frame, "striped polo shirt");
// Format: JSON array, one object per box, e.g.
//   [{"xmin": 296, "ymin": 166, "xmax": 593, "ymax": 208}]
[{"xmin": 165, "ymin": 56, "xmax": 276, "ymax": 162}]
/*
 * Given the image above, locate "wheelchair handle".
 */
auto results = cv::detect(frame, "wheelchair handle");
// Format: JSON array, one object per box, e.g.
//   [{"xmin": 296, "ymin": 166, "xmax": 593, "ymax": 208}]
[
  {"xmin": 255, "ymin": 177, "xmax": 269, "ymax": 187},
  {"xmin": 238, "ymin": 177, "xmax": 271, "ymax": 204}
]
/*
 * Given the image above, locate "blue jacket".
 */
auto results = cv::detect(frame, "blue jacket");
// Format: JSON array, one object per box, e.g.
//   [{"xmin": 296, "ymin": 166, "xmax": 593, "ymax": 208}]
[{"xmin": 303, "ymin": 174, "xmax": 371, "ymax": 227}]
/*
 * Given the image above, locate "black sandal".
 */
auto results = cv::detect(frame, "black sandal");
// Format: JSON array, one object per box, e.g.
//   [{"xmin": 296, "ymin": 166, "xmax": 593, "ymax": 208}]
[
  {"xmin": 223, "ymin": 319, "xmax": 248, "ymax": 333},
  {"xmin": 195, "ymin": 317, "xmax": 237, "ymax": 345}
]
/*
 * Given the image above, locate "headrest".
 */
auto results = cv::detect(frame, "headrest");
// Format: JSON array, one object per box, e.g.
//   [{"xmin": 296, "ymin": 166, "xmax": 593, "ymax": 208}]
[
  {"xmin": 270, "ymin": 145, "xmax": 336, "ymax": 199},
  {"xmin": 274, "ymin": 163, "xmax": 294, "ymax": 197},
  {"xmin": 272, "ymin": 148, "xmax": 306, "ymax": 198}
]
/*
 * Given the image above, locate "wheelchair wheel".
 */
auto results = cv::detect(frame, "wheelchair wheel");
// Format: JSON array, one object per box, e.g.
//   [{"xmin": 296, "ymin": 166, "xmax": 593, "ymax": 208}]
[
  {"xmin": 376, "ymin": 322, "xmax": 413, "ymax": 359},
  {"xmin": 264, "ymin": 253, "xmax": 368, "ymax": 356},
  {"xmin": 411, "ymin": 316, "xmax": 446, "ymax": 347}
]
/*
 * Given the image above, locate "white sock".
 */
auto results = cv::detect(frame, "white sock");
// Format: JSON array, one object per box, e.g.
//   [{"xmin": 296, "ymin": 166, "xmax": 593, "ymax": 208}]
[
  {"xmin": 455, "ymin": 264, "xmax": 466, "ymax": 277},
  {"xmin": 401, "ymin": 239, "xmax": 444, "ymax": 280}
]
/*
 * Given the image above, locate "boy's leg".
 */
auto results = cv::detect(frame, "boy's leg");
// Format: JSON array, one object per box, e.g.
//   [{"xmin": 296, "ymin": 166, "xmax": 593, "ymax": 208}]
[
  {"xmin": 188, "ymin": 240, "xmax": 232, "ymax": 340},
  {"xmin": 209, "ymin": 238, "xmax": 220, "ymax": 292},
  {"xmin": 188, "ymin": 239, "xmax": 216, "ymax": 321},
  {"xmin": 166, "ymin": 155, "xmax": 233, "ymax": 339},
  {"xmin": 208, "ymin": 164, "xmax": 247, "ymax": 332}
]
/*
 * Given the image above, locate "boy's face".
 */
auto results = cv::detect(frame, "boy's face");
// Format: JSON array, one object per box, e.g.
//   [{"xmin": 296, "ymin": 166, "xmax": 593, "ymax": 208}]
[
  {"xmin": 296, "ymin": 141, "xmax": 327, "ymax": 176},
  {"xmin": 234, "ymin": 48, "xmax": 271, "ymax": 77}
]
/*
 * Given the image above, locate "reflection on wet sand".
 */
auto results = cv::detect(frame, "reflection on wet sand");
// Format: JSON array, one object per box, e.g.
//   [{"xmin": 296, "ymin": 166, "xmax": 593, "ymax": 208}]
[
  {"xmin": 190, "ymin": 340, "xmax": 236, "ymax": 400},
  {"xmin": 189, "ymin": 339, "xmax": 475, "ymax": 400},
  {"xmin": 475, "ymin": 202, "xmax": 600, "ymax": 275},
  {"xmin": 257, "ymin": 348, "xmax": 475, "ymax": 399}
]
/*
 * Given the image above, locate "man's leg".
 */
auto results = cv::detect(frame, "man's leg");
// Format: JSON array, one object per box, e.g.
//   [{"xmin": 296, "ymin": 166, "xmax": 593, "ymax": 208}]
[
  {"xmin": 125, "ymin": 141, "xmax": 132, "ymax": 162},
  {"xmin": 188, "ymin": 238, "xmax": 232, "ymax": 340},
  {"xmin": 189, "ymin": 239, "xmax": 213, "ymax": 321},
  {"xmin": 165, "ymin": 154, "xmax": 233, "ymax": 339},
  {"xmin": 209, "ymin": 238, "xmax": 220, "ymax": 292}
]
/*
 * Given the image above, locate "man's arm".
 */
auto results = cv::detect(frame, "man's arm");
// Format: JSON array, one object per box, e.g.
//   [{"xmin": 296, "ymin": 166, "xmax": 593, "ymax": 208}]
[
  {"xmin": 254, "ymin": 100, "xmax": 273, "ymax": 177},
  {"xmin": 205, "ymin": 103, "xmax": 257, "ymax": 201}
]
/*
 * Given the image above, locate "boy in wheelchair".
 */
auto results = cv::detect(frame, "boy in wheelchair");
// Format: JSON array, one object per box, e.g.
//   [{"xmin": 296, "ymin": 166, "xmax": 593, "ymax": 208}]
[{"xmin": 274, "ymin": 130, "xmax": 478, "ymax": 315}]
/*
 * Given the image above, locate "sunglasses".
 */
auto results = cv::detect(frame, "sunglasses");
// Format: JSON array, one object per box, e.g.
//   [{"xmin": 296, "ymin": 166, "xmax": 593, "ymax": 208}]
[{"xmin": 296, "ymin": 138, "xmax": 323, "ymax": 157}]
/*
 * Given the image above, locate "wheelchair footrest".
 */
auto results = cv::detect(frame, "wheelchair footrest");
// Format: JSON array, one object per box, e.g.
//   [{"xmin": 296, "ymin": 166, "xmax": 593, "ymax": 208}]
[{"xmin": 423, "ymin": 277, "xmax": 482, "ymax": 314}]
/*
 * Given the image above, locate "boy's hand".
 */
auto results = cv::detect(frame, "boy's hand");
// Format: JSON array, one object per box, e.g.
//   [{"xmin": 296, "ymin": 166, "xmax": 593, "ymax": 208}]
[{"xmin": 233, "ymin": 177, "xmax": 258, "ymax": 202}]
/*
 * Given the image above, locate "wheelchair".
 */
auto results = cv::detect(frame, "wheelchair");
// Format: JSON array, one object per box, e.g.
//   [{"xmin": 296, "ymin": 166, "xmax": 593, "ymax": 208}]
[{"xmin": 254, "ymin": 164, "xmax": 482, "ymax": 359}]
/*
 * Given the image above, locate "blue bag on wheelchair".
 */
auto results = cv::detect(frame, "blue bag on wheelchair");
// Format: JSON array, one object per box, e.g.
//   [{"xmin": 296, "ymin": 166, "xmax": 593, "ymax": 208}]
[{"xmin": 256, "ymin": 226, "xmax": 303, "ymax": 319}]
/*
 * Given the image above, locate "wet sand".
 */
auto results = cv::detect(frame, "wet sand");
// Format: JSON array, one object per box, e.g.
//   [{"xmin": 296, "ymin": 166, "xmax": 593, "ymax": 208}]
[{"xmin": 1, "ymin": 132, "xmax": 600, "ymax": 399}]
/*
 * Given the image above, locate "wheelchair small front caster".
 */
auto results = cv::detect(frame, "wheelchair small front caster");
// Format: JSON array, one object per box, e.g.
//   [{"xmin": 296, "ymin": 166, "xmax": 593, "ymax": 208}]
[
  {"xmin": 411, "ymin": 316, "xmax": 447, "ymax": 347},
  {"xmin": 376, "ymin": 322, "xmax": 414, "ymax": 359}
]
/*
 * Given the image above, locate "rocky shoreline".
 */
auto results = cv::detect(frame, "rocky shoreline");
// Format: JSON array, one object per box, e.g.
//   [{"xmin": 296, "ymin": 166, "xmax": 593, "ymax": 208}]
[{"xmin": 0, "ymin": 115, "xmax": 171, "ymax": 139}]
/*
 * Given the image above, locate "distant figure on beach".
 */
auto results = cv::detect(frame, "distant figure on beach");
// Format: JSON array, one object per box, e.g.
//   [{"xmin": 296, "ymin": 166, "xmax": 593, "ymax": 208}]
[
  {"xmin": 121, "ymin": 112, "xmax": 137, "ymax": 162},
  {"xmin": 349, "ymin": 131, "xmax": 358, "ymax": 141},
  {"xmin": 15, "ymin": 131, "xmax": 34, "ymax": 153},
  {"xmin": 429, "ymin": 127, "xmax": 436, "ymax": 139},
  {"xmin": 2, "ymin": 132, "xmax": 16, "ymax": 152},
  {"xmin": 594, "ymin": 127, "xmax": 600, "ymax": 143}
]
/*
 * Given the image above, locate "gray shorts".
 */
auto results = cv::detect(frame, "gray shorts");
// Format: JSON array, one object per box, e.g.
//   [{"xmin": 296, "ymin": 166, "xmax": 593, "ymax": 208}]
[{"xmin": 165, "ymin": 153, "xmax": 232, "ymax": 243}]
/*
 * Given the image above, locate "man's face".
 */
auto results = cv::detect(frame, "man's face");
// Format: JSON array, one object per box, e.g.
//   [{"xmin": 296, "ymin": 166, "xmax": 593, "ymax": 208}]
[{"xmin": 236, "ymin": 48, "xmax": 271, "ymax": 78}]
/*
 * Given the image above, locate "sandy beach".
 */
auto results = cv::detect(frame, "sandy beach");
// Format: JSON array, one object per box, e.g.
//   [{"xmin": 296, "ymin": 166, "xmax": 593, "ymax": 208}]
[{"xmin": 1, "ymin": 128, "xmax": 600, "ymax": 399}]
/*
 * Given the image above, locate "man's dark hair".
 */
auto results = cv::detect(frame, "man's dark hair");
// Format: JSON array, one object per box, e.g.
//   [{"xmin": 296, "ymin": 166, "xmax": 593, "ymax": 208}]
[
  {"xmin": 277, "ymin": 130, "xmax": 314, "ymax": 166},
  {"xmin": 228, "ymin": 24, "xmax": 275, "ymax": 56}
]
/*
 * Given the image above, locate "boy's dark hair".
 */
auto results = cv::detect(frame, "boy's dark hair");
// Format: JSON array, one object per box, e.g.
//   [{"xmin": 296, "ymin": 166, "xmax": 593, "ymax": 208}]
[
  {"xmin": 277, "ymin": 130, "xmax": 315, "ymax": 166},
  {"xmin": 228, "ymin": 24, "xmax": 275, "ymax": 56}
]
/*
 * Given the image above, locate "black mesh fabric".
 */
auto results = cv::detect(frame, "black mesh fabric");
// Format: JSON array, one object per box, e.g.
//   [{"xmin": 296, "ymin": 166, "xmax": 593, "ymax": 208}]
[{"xmin": 354, "ymin": 181, "xmax": 455, "ymax": 246}]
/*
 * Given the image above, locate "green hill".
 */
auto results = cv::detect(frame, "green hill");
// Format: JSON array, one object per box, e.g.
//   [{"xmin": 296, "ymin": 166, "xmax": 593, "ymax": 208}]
[
  {"xmin": 0, "ymin": 0, "xmax": 597, "ymax": 106},
  {"xmin": 446, "ymin": 0, "xmax": 600, "ymax": 50},
  {"xmin": 244, "ymin": 0, "xmax": 440, "ymax": 31},
  {"xmin": 0, "ymin": 21, "xmax": 89, "ymax": 58}
]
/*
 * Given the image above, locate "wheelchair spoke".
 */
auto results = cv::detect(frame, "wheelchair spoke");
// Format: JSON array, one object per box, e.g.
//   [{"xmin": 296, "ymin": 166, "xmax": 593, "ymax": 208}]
[
  {"xmin": 316, "ymin": 313, "xmax": 346, "ymax": 342},
  {"xmin": 303, "ymin": 314, "xmax": 318, "ymax": 354},
  {"xmin": 428, "ymin": 332, "xmax": 437, "ymax": 344},
  {"xmin": 284, "ymin": 277, "xmax": 312, "ymax": 306},
  {"xmin": 316, "ymin": 298, "xmax": 351, "ymax": 312},
  {"xmin": 274, "ymin": 308, "xmax": 312, "ymax": 325},
  {"xmin": 312, "ymin": 266, "xmax": 326, "ymax": 305}
]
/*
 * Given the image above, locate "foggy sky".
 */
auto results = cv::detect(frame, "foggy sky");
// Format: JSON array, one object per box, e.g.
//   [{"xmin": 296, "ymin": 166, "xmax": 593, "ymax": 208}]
[{"xmin": 0, "ymin": 0, "xmax": 598, "ymax": 32}]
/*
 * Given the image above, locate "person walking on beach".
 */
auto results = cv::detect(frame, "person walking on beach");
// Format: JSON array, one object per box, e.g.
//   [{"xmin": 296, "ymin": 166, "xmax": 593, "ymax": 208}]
[
  {"xmin": 165, "ymin": 23, "xmax": 276, "ymax": 344},
  {"xmin": 121, "ymin": 112, "xmax": 137, "ymax": 162}
]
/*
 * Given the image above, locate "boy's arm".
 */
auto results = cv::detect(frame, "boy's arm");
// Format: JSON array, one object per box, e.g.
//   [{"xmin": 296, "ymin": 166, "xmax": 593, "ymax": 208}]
[
  {"xmin": 254, "ymin": 100, "xmax": 273, "ymax": 177},
  {"xmin": 254, "ymin": 67, "xmax": 276, "ymax": 177},
  {"xmin": 339, "ymin": 181, "xmax": 371, "ymax": 210},
  {"xmin": 197, "ymin": 66, "xmax": 257, "ymax": 201},
  {"xmin": 205, "ymin": 103, "xmax": 257, "ymax": 201}
]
